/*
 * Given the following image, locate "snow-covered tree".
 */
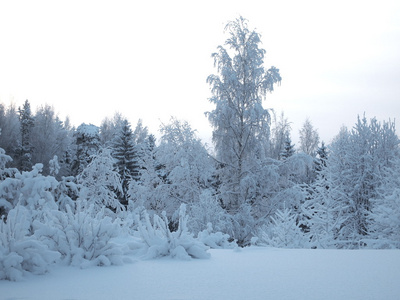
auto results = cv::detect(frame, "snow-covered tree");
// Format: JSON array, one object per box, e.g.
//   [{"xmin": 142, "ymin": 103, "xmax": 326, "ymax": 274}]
[
  {"xmin": 99, "ymin": 112, "xmax": 125, "ymax": 147},
  {"xmin": 188, "ymin": 189, "xmax": 231, "ymax": 235},
  {"xmin": 206, "ymin": 16, "xmax": 281, "ymax": 212},
  {"xmin": 132, "ymin": 119, "xmax": 149, "ymax": 146},
  {"xmin": 368, "ymin": 168, "xmax": 400, "ymax": 248},
  {"xmin": 77, "ymin": 148, "xmax": 123, "ymax": 213},
  {"xmin": 16, "ymin": 100, "xmax": 34, "ymax": 172},
  {"xmin": 0, "ymin": 147, "xmax": 15, "ymax": 216},
  {"xmin": 258, "ymin": 206, "xmax": 306, "ymax": 248},
  {"xmin": 280, "ymin": 133, "xmax": 295, "ymax": 161},
  {"xmin": 111, "ymin": 119, "xmax": 139, "ymax": 206},
  {"xmin": 0, "ymin": 103, "xmax": 20, "ymax": 163},
  {"xmin": 30, "ymin": 105, "xmax": 72, "ymax": 177},
  {"xmin": 72, "ymin": 123, "xmax": 100, "ymax": 176},
  {"xmin": 299, "ymin": 118, "xmax": 320, "ymax": 156},
  {"xmin": 314, "ymin": 141, "xmax": 328, "ymax": 174},
  {"xmin": 307, "ymin": 116, "xmax": 399, "ymax": 248},
  {"xmin": 132, "ymin": 118, "xmax": 214, "ymax": 218},
  {"xmin": 270, "ymin": 112, "xmax": 291, "ymax": 160}
]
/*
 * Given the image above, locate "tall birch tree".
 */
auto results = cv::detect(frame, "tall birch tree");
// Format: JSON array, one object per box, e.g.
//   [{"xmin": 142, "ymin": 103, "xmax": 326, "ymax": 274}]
[{"xmin": 206, "ymin": 17, "xmax": 281, "ymax": 211}]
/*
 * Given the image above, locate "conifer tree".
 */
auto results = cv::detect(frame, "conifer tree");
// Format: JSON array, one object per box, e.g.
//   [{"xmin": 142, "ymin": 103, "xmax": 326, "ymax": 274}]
[
  {"xmin": 111, "ymin": 119, "xmax": 139, "ymax": 206},
  {"xmin": 17, "ymin": 100, "xmax": 34, "ymax": 171},
  {"xmin": 280, "ymin": 133, "xmax": 295, "ymax": 160},
  {"xmin": 314, "ymin": 142, "xmax": 328, "ymax": 174}
]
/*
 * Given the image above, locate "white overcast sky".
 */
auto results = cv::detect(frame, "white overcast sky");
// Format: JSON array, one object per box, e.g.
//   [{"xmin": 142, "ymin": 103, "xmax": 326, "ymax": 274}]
[{"xmin": 0, "ymin": 0, "xmax": 399, "ymax": 145}]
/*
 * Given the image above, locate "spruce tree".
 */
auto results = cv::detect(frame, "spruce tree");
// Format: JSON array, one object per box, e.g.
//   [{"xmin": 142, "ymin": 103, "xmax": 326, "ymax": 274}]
[
  {"xmin": 111, "ymin": 119, "xmax": 139, "ymax": 206},
  {"xmin": 314, "ymin": 141, "xmax": 328, "ymax": 174},
  {"xmin": 17, "ymin": 100, "xmax": 34, "ymax": 171},
  {"xmin": 280, "ymin": 134, "xmax": 295, "ymax": 160}
]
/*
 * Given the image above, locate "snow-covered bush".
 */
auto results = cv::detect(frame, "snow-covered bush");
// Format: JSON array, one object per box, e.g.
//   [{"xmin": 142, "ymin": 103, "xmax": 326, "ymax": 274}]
[
  {"xmin": 136, "ymin": 204, "xmax": 210, "ymax": 259},
  {"xmin": 197, "ymin": 223, "xmax": 236, "ymax": 249},
  {"xmin": 35, "ymin": 202, "xmax": 127, "ymax": 268},
  {"xmin": 18, "ymin": 164, "xmax": 59, "ymax": 213},
  {"xmin": 188, "ymin": 189, "xmax": 231, "ymax": 235},
  {"xmin": 54, "ymin": 176, "xmax": 79, "ymax": 212},
  {"xmin": 0, "ymin": 163, "xmax": 59, "ymax": 219},
  {"xmin": 0, "ymin": 206, "xmax": 60, "ymax": 281},
  {"xmin": 0, "ymin": 147, "xmax": 13, "ymax": 180},
  {"xmin": 230, "ymin": 203, "xmax": 257, "ymax": 247},
  {"xmin": 258, "ymin": 207, "xmax": 307, "ymax": 248}
]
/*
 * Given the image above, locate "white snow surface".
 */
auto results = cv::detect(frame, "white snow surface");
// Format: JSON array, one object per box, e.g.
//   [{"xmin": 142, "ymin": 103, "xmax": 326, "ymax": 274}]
[{"xmin": 1, "ymin": 247, "xmax": 399, "ymax": 300}]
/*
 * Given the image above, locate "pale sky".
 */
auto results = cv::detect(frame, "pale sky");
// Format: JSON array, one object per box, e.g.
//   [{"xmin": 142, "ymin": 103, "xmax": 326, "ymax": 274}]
[{"xmin": 1, "ymin": 0, "xmax": 399, "ymax": 145}]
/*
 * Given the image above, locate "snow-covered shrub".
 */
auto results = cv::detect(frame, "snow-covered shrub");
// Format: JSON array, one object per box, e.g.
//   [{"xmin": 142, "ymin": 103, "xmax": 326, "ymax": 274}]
[
  {"xmin": 54, "ymin": 176, "xmax": 79, "ymax": 212},
  {"xmin": 258, "ymin": 207, "xmax": 307, "ymax": 248},
  {"xmin": 0, "ymin": 176, "xmax": 19, "ymax": 216},
  {"xmin": 0, "ymin": 206, "xmax": 60, "ymax": 281},
  {"xmin": 0, "ymin": 163, "xmax": 58, "ymax": 219},
  {"xmin": 188, "ymin": 189, "xmax": 231, "ymax": 235},
  {"xmin": 230, "ymin": 203, "xmax": 257, "ymax": 247},
  {"xmin": 49, "ymin": 155, "xmax": 60, "ymax": 177},
  {"xmin": 136, "ymin": 204, "xmax": 210, "ymax": 260},
  {"xmin": 35, "ymin": 202, "xmax": 127, "ymax": 268},
  {"xmin": 18, "ymin": 164, "xmax": 59, "ymax": 213},
  {"xmin": 0, "ymin": 147, "xmax": 13, "ymax": 180},
  {"xmin": 197, "ymin": 223, "xmax": 236, "ymax": 249}
]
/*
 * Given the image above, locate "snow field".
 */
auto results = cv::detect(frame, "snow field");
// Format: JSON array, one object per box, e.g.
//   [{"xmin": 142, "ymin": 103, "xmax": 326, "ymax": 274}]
[{"xmin": 1, "ymin": 247, "xmax": 400, "ymax": 300}]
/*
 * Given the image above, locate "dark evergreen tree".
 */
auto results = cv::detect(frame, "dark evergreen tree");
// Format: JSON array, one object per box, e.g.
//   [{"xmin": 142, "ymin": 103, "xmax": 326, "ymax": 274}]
[
  {"xmin": 314, "ymin": 141, "xmax": 328, "ymax": 174},
  {"xmin": 280, "ymin": 133, "xmax": 295, "ymax": 160},
  {"xmin": 0, "ymin": 103, "xmax": 20, "ymax": 164},
  {"xmin": 17, "ymin": 100, "xmax": 34, "ymax": 171},
  {"xmin": 111, "ymin": 119, "xmax": 139, "ymax": 206}
]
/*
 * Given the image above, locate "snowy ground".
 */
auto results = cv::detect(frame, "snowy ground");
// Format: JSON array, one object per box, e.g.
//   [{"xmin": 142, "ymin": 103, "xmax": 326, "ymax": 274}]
[{"xmin": 1, "ymin": 247, "xmax": 400, "ymax": 300}]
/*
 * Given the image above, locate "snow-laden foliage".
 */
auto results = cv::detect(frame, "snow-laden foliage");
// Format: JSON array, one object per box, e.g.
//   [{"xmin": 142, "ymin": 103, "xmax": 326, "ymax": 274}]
[
  {"xmin": 197, "ymin": 223, "xmax": 236, "ymax": 249},
  {"xmin": 188, "ymin": 189, "xmax": 231, "ymax": 235},
  {"xmin": 49, "ymin": 155, "xmax": 60, "ymax": 177},
  {"xmin": 72, "ymin": 123, "xmax": 100, "ymax": 176},
  {"xmin": 207, "ymin": 16, "xmax": 281, "ymax": 211},
  {"xmin": 0, "ymin": 206, "xmax": 60, "ymax": 281},
  {"xmin": 367, "ymin": 158, "xmax": 400, "ymax": 248},
  {"xmin": 111, "ymin": 118, "xmax": 139, "ymax": 206},
  {"xmin": 0, "ymin": 147, "xmax": 13, "ymax": 180},
  {"xmin": 0, "ymin": 147, "xmax": 16, "ymax": 215},
  {"xmin": 258, "ymin": 207, "xmax": 306, "ymax": 248},
  {"xmin": 0, "ymin": 163, "xmax": 58, "ymax": 218},
  {"xmin": 16, "ymin": 100, "xmax": 34, "ymax": 172},
  {"xmin": 17, "ymin": 164, "xmax": 59, "ymax": 214},
  {"xmin": 77, "ymin": 148, "xmax": 123, "ymax": 213},
  {"xmin": 34, "ymin": 202, "xmax": 127, "ymax": 268},
  {"xmin": 136, "ymin": 204, "xmax": 210, "ymax": 260},
  {"xmin": 302, "ymin": 181, "xmax": 349, "ymax": 249},
  {"xmin": 229, "ymin": 203, "xmax": 257, "ymax": 247},
  {"xmin": 131, "ymin": 118, "xmax": 214, "ymax": 218},
  {"xmin": 54, "ymin": 176, "xmax": 79, "ymax": 212},
  {"xmin": 299, "ymin": 118, "xmax": 320, "ymax": 156},
  {"xmin": 307, "ymin": 117, "xmax": 399, "ymax": 248}
]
